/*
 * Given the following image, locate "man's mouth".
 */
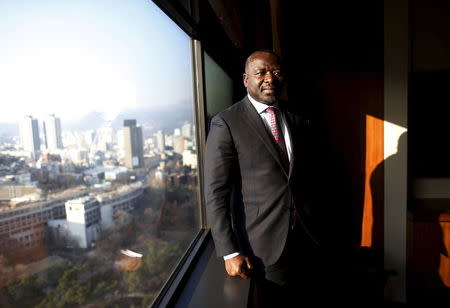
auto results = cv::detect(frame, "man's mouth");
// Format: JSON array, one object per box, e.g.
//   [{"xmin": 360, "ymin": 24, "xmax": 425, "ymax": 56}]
[{"xmin": 262, "ymin": 88, "xmax": 276, "ymax": 94}]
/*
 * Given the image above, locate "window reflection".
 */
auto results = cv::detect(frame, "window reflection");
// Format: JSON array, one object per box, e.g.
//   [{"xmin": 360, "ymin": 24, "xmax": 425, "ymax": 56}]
[{"xmin": 0, "ymin": 1, "xmax": 200, "ymax": 307}]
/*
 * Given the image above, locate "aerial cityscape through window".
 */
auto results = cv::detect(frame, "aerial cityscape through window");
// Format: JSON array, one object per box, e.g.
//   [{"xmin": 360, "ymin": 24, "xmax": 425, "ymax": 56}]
[{"xmin": 0, "ymin": 0, "xmax": 200, "ymax": 306}]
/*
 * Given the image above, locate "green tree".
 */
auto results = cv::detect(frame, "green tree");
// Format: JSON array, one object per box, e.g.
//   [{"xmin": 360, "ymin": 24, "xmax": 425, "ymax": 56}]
[
  {"xmin": 7, "ymin": 273, "xmax": 45, "ymax": 307},
  {"xmin": 56, "ymin": 265, "xmax": 80, "ymax": 292},
  {"xmin": 36, "ymin": 291, "xmax": 58, "ymax": 308},
  {"xmin": 46, "ymin": 261, "xmax": 69, "ymax": 287},
  {"xmin": 61, "ymin": 283, "xmax": 89, "ymax": 306},
  {"xmin": 91, "ymin": 279, "xmax": 119, "ymax": 298},
  {"xmin": 123, "ymin": 269, "xmax": 145, "ymax": 293}
]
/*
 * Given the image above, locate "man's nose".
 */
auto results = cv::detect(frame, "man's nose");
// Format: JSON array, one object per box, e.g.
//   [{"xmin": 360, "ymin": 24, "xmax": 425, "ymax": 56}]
[{"xmin": 264, "ymin": 71, "xmax": 274, "ymax": 82}]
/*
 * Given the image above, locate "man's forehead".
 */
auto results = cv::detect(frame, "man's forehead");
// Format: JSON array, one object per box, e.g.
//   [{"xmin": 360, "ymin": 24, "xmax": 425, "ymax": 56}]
[{"xmin": 247, "ymin": 56, "xmax": 280, "ymax": 69}]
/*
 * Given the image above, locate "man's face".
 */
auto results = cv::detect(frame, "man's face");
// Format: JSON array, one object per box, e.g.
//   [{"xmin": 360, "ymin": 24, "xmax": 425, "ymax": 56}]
[{"xmin": 243, "ymin": 52, "xmax": 284, "ymax": 105}]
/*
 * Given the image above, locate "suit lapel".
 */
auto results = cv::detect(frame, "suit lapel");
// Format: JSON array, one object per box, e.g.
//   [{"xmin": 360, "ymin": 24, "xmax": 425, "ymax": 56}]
[
  {"xmin": 282, "ymin": 111, "xmax": 296, "ymax": 178},
  {"xmin": 241, "ymin": 98, "xmax": 289, "ymax": 176},
  {"xmin": 282, "ymin": 106, "xmax": 310, "ymax": 181}
]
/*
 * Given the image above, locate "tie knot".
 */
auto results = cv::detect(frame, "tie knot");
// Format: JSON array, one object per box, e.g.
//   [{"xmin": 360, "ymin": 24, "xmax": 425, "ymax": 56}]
[{"xmin": 266, "ymin": 106, "xmax": 277, "ymax": 115}]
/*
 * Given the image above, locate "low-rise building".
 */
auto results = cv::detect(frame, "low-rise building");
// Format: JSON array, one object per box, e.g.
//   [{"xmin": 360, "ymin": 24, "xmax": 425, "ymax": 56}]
[{"xmin": 65, "ymin": 197, "xmax": 101, "ymax": 249}]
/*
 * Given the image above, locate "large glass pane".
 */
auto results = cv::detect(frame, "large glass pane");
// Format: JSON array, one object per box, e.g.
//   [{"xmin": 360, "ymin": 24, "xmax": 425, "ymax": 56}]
[
  {"xmin": 0, "ymin": 1, "xmax": 200, "ymax": 307},
  {"xmin": 203, "ymin": 52, "xmax": 234, "ymax": 128}
]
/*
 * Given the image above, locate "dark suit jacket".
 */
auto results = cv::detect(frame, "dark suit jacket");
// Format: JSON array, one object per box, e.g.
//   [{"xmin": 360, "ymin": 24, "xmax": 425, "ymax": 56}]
[{"xmin": 204, "ymin": 96, "xmax": 322, "ymax": 267}]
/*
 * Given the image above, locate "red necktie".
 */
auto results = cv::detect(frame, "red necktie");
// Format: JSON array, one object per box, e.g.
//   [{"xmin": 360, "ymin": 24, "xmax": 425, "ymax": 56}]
[
  {"xmin": 266, "ymin": 106, "xmax": 297, "ymax": 228},
  {"xmin": 266, "ymin": 107, "xmax": 289, "ymax": 169}
]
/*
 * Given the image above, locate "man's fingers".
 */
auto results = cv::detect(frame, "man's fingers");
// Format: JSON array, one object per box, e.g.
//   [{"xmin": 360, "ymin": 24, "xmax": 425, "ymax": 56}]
[
  {"xmin": 245, "ymin": 257, "xmax": 253, "ymax": 270},
  {"xmin": 239, "ymin": 263, "xmax": 249, "ymax": 278},
  {"xmin": 227, "ymin": 267, "xmax": 246, "ymax": 278},
  {"xmin": 225, "ymin": 255, "xmax": 252, "ymax": 278}
]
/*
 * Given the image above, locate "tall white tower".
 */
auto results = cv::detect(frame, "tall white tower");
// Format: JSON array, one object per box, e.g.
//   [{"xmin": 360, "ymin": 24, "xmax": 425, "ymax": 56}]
[
  {"xmin": 155, "ymin": 130, "xmax": 165, "ymax": 153},
  {"xmin": 19, "ymin": 115, "xmax": 41, "ymax": 159},
  {"xmin": 182, "ymin": 122, "xmax": 192, "ymax": 138},
  {"xmin": 44, "ymin": 114, "xmax": 63, "ymax": 151}
]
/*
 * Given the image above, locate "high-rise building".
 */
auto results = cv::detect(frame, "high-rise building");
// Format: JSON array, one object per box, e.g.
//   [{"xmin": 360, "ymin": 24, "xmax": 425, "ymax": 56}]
[
  {"xmin": 123, "ymin": 119, "xmax": 144, "ymax": 169},
  {"xmin": 154, "ymin": 130, "xmax": 166, "ymax": 153},
  {"xmin": 42, "ymin": 121, "xmax": 48, "ymax": 149},
  {"xmin": 173, "ymin": 135, "xmax": 185, "ymax": 154},
  {"xmin": 182, "ymin": 122, "xmax": 192, "ymax": 138},
  {"xmin": 19, "ymin": 115, "xmax": 41, "ymax": 159},
  {"xmin": 44, "ymin": 114, "xmax": 63, "ymax": 151}
]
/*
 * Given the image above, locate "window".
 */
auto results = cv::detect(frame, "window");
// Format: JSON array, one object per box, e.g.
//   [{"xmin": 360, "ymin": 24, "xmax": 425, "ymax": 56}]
[
  {"xmin": 0, "ymin": 1, "xmax": 201, "ymax": 306},
  {"xmin": 203, "ymin": 52, "xmax": 235, "ymax": 126}
]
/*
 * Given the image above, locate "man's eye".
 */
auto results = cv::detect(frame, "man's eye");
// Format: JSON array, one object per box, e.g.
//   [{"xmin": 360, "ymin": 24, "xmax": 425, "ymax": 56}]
[
  {"xmin": 255, "ymin": 72, "xmax": 264, "ymax": 76},
  {"xmin": 273, "ymin": 71, "xmax": 282, "ymax": 76}
]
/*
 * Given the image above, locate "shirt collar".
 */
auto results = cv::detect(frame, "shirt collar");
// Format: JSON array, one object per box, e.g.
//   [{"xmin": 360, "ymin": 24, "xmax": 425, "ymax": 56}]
[{"xmin": 247, "ymin": 94, "xmax": 278, "ymax": 114}]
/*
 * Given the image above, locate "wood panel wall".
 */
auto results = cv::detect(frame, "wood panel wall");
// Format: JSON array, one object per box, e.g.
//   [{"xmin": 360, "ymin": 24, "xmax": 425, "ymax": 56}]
[{"xmin": 408, "ymin": 212, "xmax": 450, "ymax": 302}]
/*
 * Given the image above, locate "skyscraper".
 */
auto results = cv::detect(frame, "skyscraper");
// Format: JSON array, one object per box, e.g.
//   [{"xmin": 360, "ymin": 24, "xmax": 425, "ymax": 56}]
[
  {"xmin": 182, "ymin": 122, "xmax": 192, "ymax": 138},
  {"xmin": 155, "ymin": 130, "xmax": 165, "ymax": 153},
  {"xmin": 123, "ymin": 119, "xmax": 144, "ymax": 169},
  {"xmin": 19, "ymin": 115, "xmax": 40, "ymax": 159},
  {"xmin": 173, "ymin": 135, "xmax": 185, "ymax": 154},
  {"xmin": 44, "ymin": 114, "xmax": 63, "ymax": 151}
]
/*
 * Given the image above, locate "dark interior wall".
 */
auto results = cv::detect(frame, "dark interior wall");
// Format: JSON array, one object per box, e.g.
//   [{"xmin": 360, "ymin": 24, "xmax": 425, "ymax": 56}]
[
  {"xmin": 408, "ymin": 3, "xmax": 450, "ymax": 300},
  {"xmin": 410, "ymin": 0, "xmax": 450, "ymax": 178},
  {"xmin": 412, "ymin": 0, "xmax": 450, "ymax": 71},
  {"xmin": 282, "ymin": 1, "xmax": 384, "ymax": 247}
]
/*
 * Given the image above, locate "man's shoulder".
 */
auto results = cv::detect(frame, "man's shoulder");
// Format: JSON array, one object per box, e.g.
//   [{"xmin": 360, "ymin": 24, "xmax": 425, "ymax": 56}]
[{"xmin": 279, "ymin": 100, "xmax": 311, "ymax": 126}]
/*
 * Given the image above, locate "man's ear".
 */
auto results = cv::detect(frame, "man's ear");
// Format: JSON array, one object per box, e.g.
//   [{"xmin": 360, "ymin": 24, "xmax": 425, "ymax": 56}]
[{"xmin": 243, "ymin": 73, "xmax": 248, "ymax": 87}]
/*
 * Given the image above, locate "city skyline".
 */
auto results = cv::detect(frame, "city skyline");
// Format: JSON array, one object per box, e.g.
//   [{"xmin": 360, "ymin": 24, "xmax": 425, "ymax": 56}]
[
  {"xmin": 10, "ymin": 114, "xmax": 195, "ymax": 164},
  {"xmin": 0, "ymin": 1, "xmax": 201, "ymax": 307},
  {"xmin": 0, "ymin": 103, "xmax": 195, "ymax": 140}
]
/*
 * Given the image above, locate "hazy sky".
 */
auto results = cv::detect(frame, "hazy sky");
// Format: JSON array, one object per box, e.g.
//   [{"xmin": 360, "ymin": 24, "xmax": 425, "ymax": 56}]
[{"xmin": 0, "ymin": 0, "xmax": 193, "ymax": 124}]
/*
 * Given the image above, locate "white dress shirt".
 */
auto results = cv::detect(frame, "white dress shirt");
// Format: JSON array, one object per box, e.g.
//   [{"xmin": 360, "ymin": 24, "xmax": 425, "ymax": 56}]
[
  {"xmin": 223, "ymin": 94, "xmax": 293, "ymax": 260},
  {"xmin": 247, "ymin": 94, "xmax": 293, "ymax": 162}
]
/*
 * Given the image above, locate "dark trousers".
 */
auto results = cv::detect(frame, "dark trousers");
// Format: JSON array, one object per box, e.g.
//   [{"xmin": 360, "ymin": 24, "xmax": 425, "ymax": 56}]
[{"xmin": 247, "ymin": 227, "xmax": 351, "ymax": 307}]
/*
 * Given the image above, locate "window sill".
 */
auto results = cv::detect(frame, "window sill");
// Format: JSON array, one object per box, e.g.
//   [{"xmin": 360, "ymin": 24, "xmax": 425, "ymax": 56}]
[{"xmin": 153, "ymin": 229, "xmax": 250, "ymax": 307}]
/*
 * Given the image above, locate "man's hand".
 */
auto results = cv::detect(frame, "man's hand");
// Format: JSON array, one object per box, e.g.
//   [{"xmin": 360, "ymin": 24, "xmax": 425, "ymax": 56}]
[{"xmin": 225, "ymin": 255, "xmax": 253, "ymax": 278}]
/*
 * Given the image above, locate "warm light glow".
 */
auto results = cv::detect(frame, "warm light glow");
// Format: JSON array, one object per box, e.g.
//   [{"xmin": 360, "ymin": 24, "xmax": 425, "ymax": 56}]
[
  {"xmin": 361, "ymin": 116, "xmax": 407, "ymax": 248},
  {"xmin": 439, "ymin": 220, "xmax": 450, "ymax": 287},
  {"xmin": 384, "ymin": 121, "xmax": 407, "ymax": 158},
  {"xmin": 361, "ymin": 115, "xmax": 385, "ymax": 247}
]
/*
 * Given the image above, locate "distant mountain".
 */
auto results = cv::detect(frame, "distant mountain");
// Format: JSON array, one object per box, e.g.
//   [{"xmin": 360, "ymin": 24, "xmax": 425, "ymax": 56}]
[
  {"xmin": 112, "ymin": 104, "xmax": 194, "ymax": 132},
  {"xmin": 63, "ymin": 111, "xmax": 106, "ymax": 131},
  {"xmin": 0, "ymin": 103, "xmax": 195, "ymax": 138},
  {"xmin": 62, "ymin": 104, "xmax": 194, "ymax": 133}
]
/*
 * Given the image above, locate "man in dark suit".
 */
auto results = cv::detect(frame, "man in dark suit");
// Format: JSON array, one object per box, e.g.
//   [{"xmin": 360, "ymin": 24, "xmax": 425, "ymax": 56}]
[{"xmin": 204, "ymin": 50, "xmax": 333, "ymax": 306}]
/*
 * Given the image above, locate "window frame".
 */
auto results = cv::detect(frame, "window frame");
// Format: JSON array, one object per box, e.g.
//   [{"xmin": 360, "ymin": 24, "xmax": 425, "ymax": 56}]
[
  {"xmin": 149, "ymin": 1, "xmax": 244, "ymax": 305},
  {"xmin": 148, "ymin": 1, "xmax": 211, "ymax": 305},
  {"xmin": 150, "ymin": 39, "xmax": 209, "ymax": 307}
]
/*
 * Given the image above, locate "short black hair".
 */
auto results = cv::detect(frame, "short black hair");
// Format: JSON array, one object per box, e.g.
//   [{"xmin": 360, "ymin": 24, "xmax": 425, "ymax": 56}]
[{"xmin": 244, "ymin": 50, "xmax": 281, "ymax": 72}]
